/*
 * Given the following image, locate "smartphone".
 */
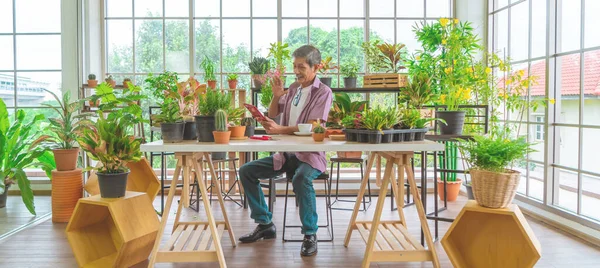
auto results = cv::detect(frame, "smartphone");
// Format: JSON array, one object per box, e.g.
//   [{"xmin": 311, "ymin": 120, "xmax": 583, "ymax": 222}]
[{"xmin": 244, "ymin": 103, "xmax": 267, "ymax": 121}]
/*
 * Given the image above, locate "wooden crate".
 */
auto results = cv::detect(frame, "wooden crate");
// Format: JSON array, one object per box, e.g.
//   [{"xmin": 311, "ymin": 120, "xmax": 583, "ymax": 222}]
[{"xmin": 364, "ymin": 73, "xmax": 408, "ymax": 88}]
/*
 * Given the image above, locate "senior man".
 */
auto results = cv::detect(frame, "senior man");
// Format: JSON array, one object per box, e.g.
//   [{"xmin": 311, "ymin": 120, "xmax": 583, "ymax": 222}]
[{"xmin": 238, "ymin": 45, "xmax": 332, "ymax": 257}]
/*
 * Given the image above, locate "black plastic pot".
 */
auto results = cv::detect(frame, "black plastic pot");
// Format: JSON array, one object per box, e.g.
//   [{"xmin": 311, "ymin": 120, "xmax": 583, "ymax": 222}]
[
  {"xmin": 183, "ymin": 121, "xmax": 197, "ymax": 140},
  {"xmin": 393, "ymin": 132, "xmax": 404, "ymax": 142},
  {"xmin": 368, "ymin": 132, "xmax": 382, "ymax": 144},
  {"xmin": 97, "ymin": 172, "xmax": 128, "ymax": 198},
  {"xmin": 465, "ymin": 183, "xmax": 474, "ymax": 200},
  {"xmin": 404, "ymin": 132, "xmax": 416, "ymax": 142},
  {"xmin": 344, "ymin": 129, "xmax": 357, "ymax": 142},
  {"xmin": 212, "ymin": 152, "xmax": 227, "ymax": 160},
  {"xmin": 382, "ymin": 132, "xmax": 393, "ymax": 143},
  {"xmin": 344, "ymin": 77, "xmax": 357, "ymax": 89},
  {"xmin": 320, "ymin": 77, "xmax": 332, "ymax": 87},
  {"xmin": 357, "ymin": 131, "xmax": 369, "ymax": 143},
  {"xmin": 437, "ymin": 111, "xmax": 466, "ymax": 135},
  {"xmin": 0, "ymin": 184, "xmax": 10, "ymax": 208},
  {"xmin": 195, "ymin": 115, "xmax": 216, "ymax": 142},
  {"xmin": 244, "ymin": 126, "xmax": 255, "ymax": 137},
  {"xmin": 415, "ymin": 131, "xmax": 426, "ymax": 141},
  {"xmin": 161, "ymin": 122, "xmax": 185, "ymax": 143}
]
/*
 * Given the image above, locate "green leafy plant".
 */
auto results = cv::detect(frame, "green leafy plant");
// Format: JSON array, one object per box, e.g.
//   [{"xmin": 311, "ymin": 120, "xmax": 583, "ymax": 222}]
[
  {"xmin": 384, "ymin": 107, "xmax": 402, "ymax": 129},
  {"xmin": 318, "ymin": 56, "xmax": 338, "ymax": 77},
  {"xmin": 313, "ymin": 124, "xmax": 325, "ymax": 133},
  {"xmin": 268, "ymin": 42, "xmax": 291, "ymax": 73},
  {"xmin": 341, "ymin": 61, "xmax": 359, "ymax": 78},
  {"xmin": 227, "ymin": 74, "xmax": 238, "ymax": 81},
  {"xmin": 175, "ymin": 77, "xmax": 207, "ymax": 120},
  {"xmin": 259, "ymin": 79, "xmax": 273, "ymax": 110},
  {"xmin": 249, "ymin": 57, "xmax": 270, "ymax": 75},
  {"xmin": 361, "ymin": 107, "xmax": 388, "ymax": 133},
  {"xmin": 328, "ymin": 92, "xmax": 367, "ymax": 128},
  {"xmin": 0, "ymin": 99, "xmax": 56, "ymax": 215},
  {"xmin": 105, "ymin": 75, "xmax": 114, "ymax": 83},
  {"xmin": 400, "ymin": 72, "xmax": 435, "ymax": 109},
  {"xmin": 415, "ymin": 117, "xmax": 446, "ymax": 129},
  {"xmin": 227, "ymin": 107, "xmax": 245, "ymax": 126},
  {"xmin": 38, "ymin": 90, "xmax": 91, "ymax": 150},
  {"xmin": 154, "ymin": 100, "xmax": 183, "ymax": 124},
  {"xmin": 241, "ymin": 117, "xmax": 256, "ymax": 127},
  {"xmin": 399, "ymin": 109, "xmax": 421, "ymax": 129},
  {"xmin": 341, "ymin": 115, "xmax": 361, "ymax": 129},
  {"xmin": 198, "ymin": 89, "xmax": 231, "ymax": 116},
  {"xmin": 88, "ymin": 74, "xmax": 96, "ymax": 80},
  {"xmin": 145, "ymin": 71, "xmax": 179, "ymax": 101},
  {"xmin": 214, "ymin": 109, "xmax": 228, "ymax": 132},
  {"xmin": 362, "ymin": 40, "xmax": 407, "ymax": 73},
  {"xmin": 201, "ymin": 56, "xmax": 217, "ymax": 81},
  {"xmin": 458, "ymin": 134, "xmax": 533, "ymax": 173},
  {"xmin": 78, "ymin": 82, "xmax": 146, "ymax": 174}
]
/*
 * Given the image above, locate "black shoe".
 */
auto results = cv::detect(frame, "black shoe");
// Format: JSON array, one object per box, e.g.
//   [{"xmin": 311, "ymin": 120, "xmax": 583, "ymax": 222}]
[
  {"xmin": 300, "ymin": 234, "xmax": 318, "ymax": 256},
  {"xmin": 238, "ymin": 223, "xmax": 277, "ymax": 243}
]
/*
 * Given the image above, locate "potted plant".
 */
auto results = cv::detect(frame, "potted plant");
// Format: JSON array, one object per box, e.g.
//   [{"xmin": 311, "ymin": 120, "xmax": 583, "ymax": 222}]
[
  {"xmin": 227, "ymin": 74, "xmax": 238, "ymax": 89},
  {"xmin": 312, "ymin": 120, "xmax": 326, "ymax": 142},
  {"xmin": 201, "ymin": 56, "xmax": 218, "ymax": 89},
  {"xmin": 341, "ymin": 61, "xmax": 359, "ymax": 89},
  {"xmin": 155, "ymin": 100, "xmax": 185, "ymax": 143},
  {"xmin": 176, "ymin": 77, "xmax": 207, "ymax": 140},
  {"xmin": 437, "ymin": 86, "xmax": 470, "ymax": 135},
  {"xmin": 87, "ymin": 74, "xmax": 98, "ymax": 87},
  {"xmin": 400, "ymin": 72, "xmax": 436, "ymax": 122},
  {"xmin": 78, "ymin": 83, "xmax": 145, "ymax": 198},
  {"xmin": 259, "ymin": 78, "xmax": 274, "ymax": 114},
  {"xmin": 362, "ymin": 40, "xmax": 408, "ymax": 87},
  {"xmin": 213, "ymin": 109, "xmax": 231, "ymax": 144},
  {"xmin": 105, "ymin": 75, "xmax": 116, "ymax": 87},
  {"xmin": 123, "ymin": 78, "xmax": 132, "ymax": 88},
  {"xmin": 38, "ymin": 90, "xmax": 91, "ymax": 171},
  {"xmin": 241, "ymin": 117, "xmax": 256, "ymax": 137},
  {"xmin": 249, "ymin": 57, "xmax": 270, "ymax": 88},
  {"xmin": 196, "ymin": 89, "xmax": 231, "ymax": 142},
  {"xmin": 317, "ymin": 56, "xmax": 338, "ymax": 87},
  {"xmin": 360, "ymin": 107, "xmax": 388, "ymax": 144},
  {"xmin": 227, "ymin": 107, "xmax": 246, "ymax": 138},
  {"xmin": 328, "ymin": 92, "xmax": 367, "ymax": 157},
  {"xmin": 267, "ymin": 42, "xmax": 291, "ymax": 84},
  {"xmin": 0, "ymin": 99, "xmax": 55, "ymax": 214}
]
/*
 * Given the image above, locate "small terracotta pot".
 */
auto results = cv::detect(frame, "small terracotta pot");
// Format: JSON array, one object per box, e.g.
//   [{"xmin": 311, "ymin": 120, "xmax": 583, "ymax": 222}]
[
  {"xmin": 123, "ymin": 80, "xmax": 131, "ymax": 88},
  {"xmin": 325, "ymin": 128, "xmax": 344, "ymax": 138},
  {"xmin": 228, "ymin": 80, "xmax": 238, "ymax": 89},
  {"xmin": 107, "ymin": 80, "xmax": 116, "ymax": 87},
  {"xmin": 207, "ymin": 80, "xmax": 217, "ymax": 89},
  {"xmin": 87, "ymin": 80, "xmax": 98, "ymax": 88},
  {"xmin": 213, "ymin": 131, "xmax": 231, "ymax": 144},
  {"xmin": 228, "ymin": 125, "xmax": 246, "ymax": 138},
  {"xmin": 88, "ymin": 99, "xmax": 100, "ymax": 107},
  {"xmin": 312, "ymin": 133, "xmax": 325, "ymax": 142},
  {"xmin": 337, "ymin": 151, "xmax": 362, "ymax": 158},
  {"xmin": 437, "ymin": 179, "xmax": 462, "ymax": 202},
  {"xmin": 53, "ymin": 148, "xmax": 79, "ymax": 171}
]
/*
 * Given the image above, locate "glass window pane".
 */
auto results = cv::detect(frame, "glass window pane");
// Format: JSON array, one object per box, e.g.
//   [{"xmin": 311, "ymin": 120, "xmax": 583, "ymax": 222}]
[
  {"xmin": 165, "ymin": 0, "xmax": 189, "ymax": 17},
  {"xmin": 0, "ymin": 72, "xmax": 15, "ymax": 106},
  {"xmin": 528, "ymin": 163, "xmax": 544, "ymax": 201},
  {"xmin": 585, "ymin": 0, "xmax": 600, "ymax": 48},
  {"xmin": 16, "ymin": 35, "xmax": 61, "ymax": 70},
  {"xmin": 369, "ymin": 0, "xmax": 394, "ymax": 17},
  {"xmin": 556, "ymin": 54, "xmax": 580, "ymax": 124},
  {"xmin": 15, "ymin": 71, "xmax": 61, "ymax": 107},
  {"xmin": 583, "ymin": 50, "xmax": 600, "ymax": 126},
  {"xmin": 253, "ymin": 20, "xmax": 277, "ymax": 57},
  {"xmin": 493, "ymin": 0, "xmax": 509, "ymax": 11},
  {"xmin": 529, "ymin": 59, "xmax": 547, "ymax": 121},
  {"xmin": 310, "ymin": 0, "xmax": 337, "ymax": 17},
  {"xmin": 253, "ymin": 0, "xmax": 277, "ymax": 17},
  {"xmin": 582, "ymin": 173, "xmax": 600, "ymax": 221},
  {"xmin": 283, "ymin": 0, "xmax": 307, "ymax": 17},
  {"xmin": 16, "ymin": 0, "xmax": 60, "ymax": 33},
  {"xmin": 426, "ymin": 0, "xmax": 451, "ymax": 18},
  {"xmin": 0, "ymin": 36, "xmax": 14, "ymax": 70},
  {"xmin": 493, "ymin": 10, "xmax": 508, "ymax": 55},
  {"xmin": 310, "ymin": 19, "xmax": 338, "ymax": 64},
  {"xmin": 222, "ymin": 19, "xmax": 250, "ymax": 72},
  {"xmin": 556, "ymin": 126, "xmax": 580, "ymax": 170},
  {"xmin": 223, "ymin": 0, "xmax": 250, "ymax": 17},
  {"xmin": 194, "ymin": 19, "xmax": 220, "ymax": 73},
  {"xmin": 510, "ymin": 2, "xmax": 529, "ymax": 61},
  {"xmin": 397, "ymin": 0, "xmax": 424, "ymax": 18},
  {"xmin": 559, "ymin": 0, "xmax": 581, "ymax": 53},
  {"xmin": 195, "ymin": 0, "xmax": 220, "ymax": 17},
  {"xmin": 107, "ymin": 20, "xmax": 133, "ymax": 73},
  {"xmin": 531, "ymin": 0, "xmax": 546, "ymax": 58},
  {"xmin": 135, "ymin": 20, "xmax": 164, "ymax": 73},
  {"xmin": 340, "ymin": 0, "xmax": 364, "ymax": 17},
  {"xmin": 134, "ymin": 0, "xmax": 162, "ymax": 17},
  {"xmin": 21, "ymin": 108, "xmax": 60, "ymax": 137},
  {"xmin": 582, "ymin": 128, "xmax": 600, "ymax": 174},
  {"xmin": 397, "ymin": 20, "xmax": 420, "ymax": 54},
  {"xmin": 106, "ymin": 0, "xmax": 132, "ymax": 17},
  {"xmin": 0, "ymin": 0, "xmax": 13, "ymax": 33},
  {"xmin": 340, "ymin": 20, "xmax": 365, "ymax": 73},
  {"xmin": 556, "ymin": 168, "xmax": 578, "ymax": 213},
  {"xmin": 282, "ymin": 19, "xmax": 308, "ymax": 72},
  {"xmin": 369, "ymin": 20, "xmax": 394, "ymax": 43},
  {"xmin": 165, "ymin": 20, "xmax": 190, "ymax": 73}
]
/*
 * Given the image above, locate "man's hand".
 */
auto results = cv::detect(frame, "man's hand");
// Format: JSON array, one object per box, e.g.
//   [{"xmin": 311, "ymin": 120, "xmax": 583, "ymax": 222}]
[
  {"xmin": 271, "ymin": 76, "xmax": 285, "ymax": 98},
  {"xmin": 259, "ymin": 117, "xmax": 284, "ymax": 134}
]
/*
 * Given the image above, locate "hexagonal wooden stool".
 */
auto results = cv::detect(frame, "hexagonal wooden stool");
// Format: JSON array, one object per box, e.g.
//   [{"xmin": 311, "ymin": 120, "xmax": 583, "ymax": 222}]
[
  {"xmin": 66, "ymin": 192, "xmax": 159, "ymax": 268},
  {"xmin": 441, "ymin": 200, "xmax": 542, "ymax": 268},
  {"xmin": 85, "ymin": 158, "xmax": 161, "ymax": 202}
]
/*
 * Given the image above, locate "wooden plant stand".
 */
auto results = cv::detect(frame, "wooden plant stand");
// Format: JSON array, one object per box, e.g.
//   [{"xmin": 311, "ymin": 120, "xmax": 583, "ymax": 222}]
[
  {"xmin": 147, "ymin": 152, "xmax": 236, "ymax": 268},
  {"xmin": 344, "ymin": 152, "xmax": 440, "ymax": 268}
]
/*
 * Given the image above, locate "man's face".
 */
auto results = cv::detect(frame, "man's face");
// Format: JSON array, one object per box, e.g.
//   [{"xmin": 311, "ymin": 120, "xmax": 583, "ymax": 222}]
[{"xmin": 293, "ymin": 57, "xmax": 318, "ymax": 86}]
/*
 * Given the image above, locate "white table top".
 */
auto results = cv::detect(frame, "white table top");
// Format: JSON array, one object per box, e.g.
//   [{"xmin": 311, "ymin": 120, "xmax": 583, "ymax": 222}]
[{"xmin": 141, "ymin": 135, "xmax": 444, "ymax": 153}]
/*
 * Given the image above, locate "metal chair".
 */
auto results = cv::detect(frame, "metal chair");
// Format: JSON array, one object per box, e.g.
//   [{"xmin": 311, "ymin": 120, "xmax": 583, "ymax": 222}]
[{"xmin": 328, "ymin": 155, "xmax": 372, "ymax": 211}]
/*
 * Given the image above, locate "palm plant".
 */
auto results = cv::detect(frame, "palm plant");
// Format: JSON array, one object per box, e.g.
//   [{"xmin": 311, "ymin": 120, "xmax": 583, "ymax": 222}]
[
  {"xmin": 38, "ymin": 90, "xmax": 91, "ymax": 150},
  {"xmin": 0, "ymin": 99, "xmax": 56, "ymax": 215}
]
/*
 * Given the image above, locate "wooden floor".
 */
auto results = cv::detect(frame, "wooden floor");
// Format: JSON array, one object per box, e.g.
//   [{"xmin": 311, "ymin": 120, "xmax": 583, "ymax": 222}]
[
  {"xmin": 0, "ymin": 195, "xmax": 51, "ymax": 237},
  {"xmin": 1, "ymin": 193, "xmax": 600, "ymax": 267}
]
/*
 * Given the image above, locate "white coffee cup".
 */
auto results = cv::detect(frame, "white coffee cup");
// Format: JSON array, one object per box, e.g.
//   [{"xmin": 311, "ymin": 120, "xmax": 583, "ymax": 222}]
[{"xmin": 298, "ymin": 123, "xmax": 312, "ymax": 133}]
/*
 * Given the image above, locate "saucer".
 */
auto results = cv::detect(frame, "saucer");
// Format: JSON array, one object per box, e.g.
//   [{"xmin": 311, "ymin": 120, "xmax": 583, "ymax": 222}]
[{"xmin": 294, "ymin": 132, "xmax": 312, "ymax": 136}]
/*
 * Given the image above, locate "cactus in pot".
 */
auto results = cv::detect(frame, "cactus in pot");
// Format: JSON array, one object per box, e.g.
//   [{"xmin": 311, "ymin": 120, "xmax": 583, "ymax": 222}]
[{"xmin": 213, "ymin": 109, "xmax": 231, "ymax": 144}]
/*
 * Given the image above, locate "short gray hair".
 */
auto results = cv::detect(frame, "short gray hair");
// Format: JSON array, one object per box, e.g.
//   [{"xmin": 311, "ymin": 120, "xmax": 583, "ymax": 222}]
[{"xmin": 292, "ymin": 45, "xmax": 321, "ymax": 68}]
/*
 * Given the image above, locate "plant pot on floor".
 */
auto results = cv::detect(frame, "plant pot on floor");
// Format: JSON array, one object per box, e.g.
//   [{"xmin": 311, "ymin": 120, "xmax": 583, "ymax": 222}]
[
  {"xmin": 53, "ymin": 148, "xmax": 79, "ymax": 171},
  {"xmin": 320, "ymin": 77, "xmax": 332, "ymax": 87},
  {"xmin": 195, "ymin": 115, "xmax": 216, "ymax": 142},
  {"xmin": 252, "ymin": 75, "xmax": 264, "ymax": 89},
  {"xmin": 244, "ymin": 126, "xmax": 255, "ymax": 137},
  {"xmin": 228, "ymin": 126, "xmax": 246, "ymax": 138},
  {"xmin": 470, "ymin": 169, "xmax": 520, "ymax": 208},
  {"xmin": 437, "ymin": 179, "xmax": 462, "ymax": 202},
  {"xmin": 51, "ymin": 169, "xmax": 83, "ymax": 223},
  {"xmin": 161, "ymin": 122, "xmax": 185, "ymax": 143},
  {"xmin": 436, "ymin": 110, "xmax": 466, "ymax": 135},
  {"xmin": 344, "ymin": 77, "xmax": 357, "ymax": 89},
  {"xmin": 207, "ymin": 80, "xmax": 217, "ymax": 89},
  {"xmin": 0, "ymin": 185, "xmax": 10, "ymax": 208},
  {"xmin": 183, "ymin": 121, "xmax": 197, "ymax": 140},
  {"xmin": 97, "ymin": 172, "xmax": 129, "ymax": 198},
  {"xmin": 213, "ymin": 131, "xmax": 231, "ymax": 144}
]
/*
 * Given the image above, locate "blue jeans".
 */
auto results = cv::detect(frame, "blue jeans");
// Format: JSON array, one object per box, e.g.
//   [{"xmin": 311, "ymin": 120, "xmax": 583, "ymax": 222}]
[{"xmin": 239, "ymin": 154, "xmax": 321, "ymax": 235}]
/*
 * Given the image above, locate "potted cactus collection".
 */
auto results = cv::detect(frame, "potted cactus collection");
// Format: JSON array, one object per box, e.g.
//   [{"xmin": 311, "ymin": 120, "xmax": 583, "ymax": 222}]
[
  {"xmin": 213, "ymin": 109, "xmax": 231, "ymax": 144},
  {"xmin": 87, "ymin": 74, "xmax": 98, "ymax": 87}
]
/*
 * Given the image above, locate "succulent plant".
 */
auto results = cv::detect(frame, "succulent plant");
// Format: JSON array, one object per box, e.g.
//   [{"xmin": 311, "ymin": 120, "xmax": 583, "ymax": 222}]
[
  {"xmin": 241, "ymin": 117, "xmax": 256, "ymax": 127},
  {"xmin": 88, "ymin": 74, "xmax": 96, "ymax": 80},
  {"xmin": 249, "ymin": 57, "xmax": 270, "ymax": 75},
  {"xmin": 214, "ymin": 109, "xmax": 228, "ymax": 132},
  {"xmin": 105, "ymin": 75, "xmax": 114, "ymax": 82},
  {"xmin": 313, "ymin": 125, "xmax": 325, "ymax": 134},
  {"xmin": 227, "ymin": 73, "xmax": 238, "ymax": 81}
]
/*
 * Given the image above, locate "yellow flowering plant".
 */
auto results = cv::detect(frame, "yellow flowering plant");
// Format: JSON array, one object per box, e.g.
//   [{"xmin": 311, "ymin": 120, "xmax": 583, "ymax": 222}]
[{"xmin": 440, "ymin": 86, "xmax": 472, "ymax": 111}]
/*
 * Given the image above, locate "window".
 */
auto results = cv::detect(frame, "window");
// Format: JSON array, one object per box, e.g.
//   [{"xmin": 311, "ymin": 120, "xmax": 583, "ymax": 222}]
[{"xmin": 489, "ymin": 0, "xmax": 600, "ymax": 226}]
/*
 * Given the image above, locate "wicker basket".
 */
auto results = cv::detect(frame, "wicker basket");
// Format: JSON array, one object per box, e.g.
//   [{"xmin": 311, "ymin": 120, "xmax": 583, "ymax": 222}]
[{"xmin": 469, "ymin": 169, "xmax": 521, "ymax": 209}]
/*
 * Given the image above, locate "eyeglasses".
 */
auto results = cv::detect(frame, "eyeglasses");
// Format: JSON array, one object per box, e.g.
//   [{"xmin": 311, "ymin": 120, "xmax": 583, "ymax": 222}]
[{"xmin": 293, "ymin": 89, "xmax": 302, "ymax": 106}]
